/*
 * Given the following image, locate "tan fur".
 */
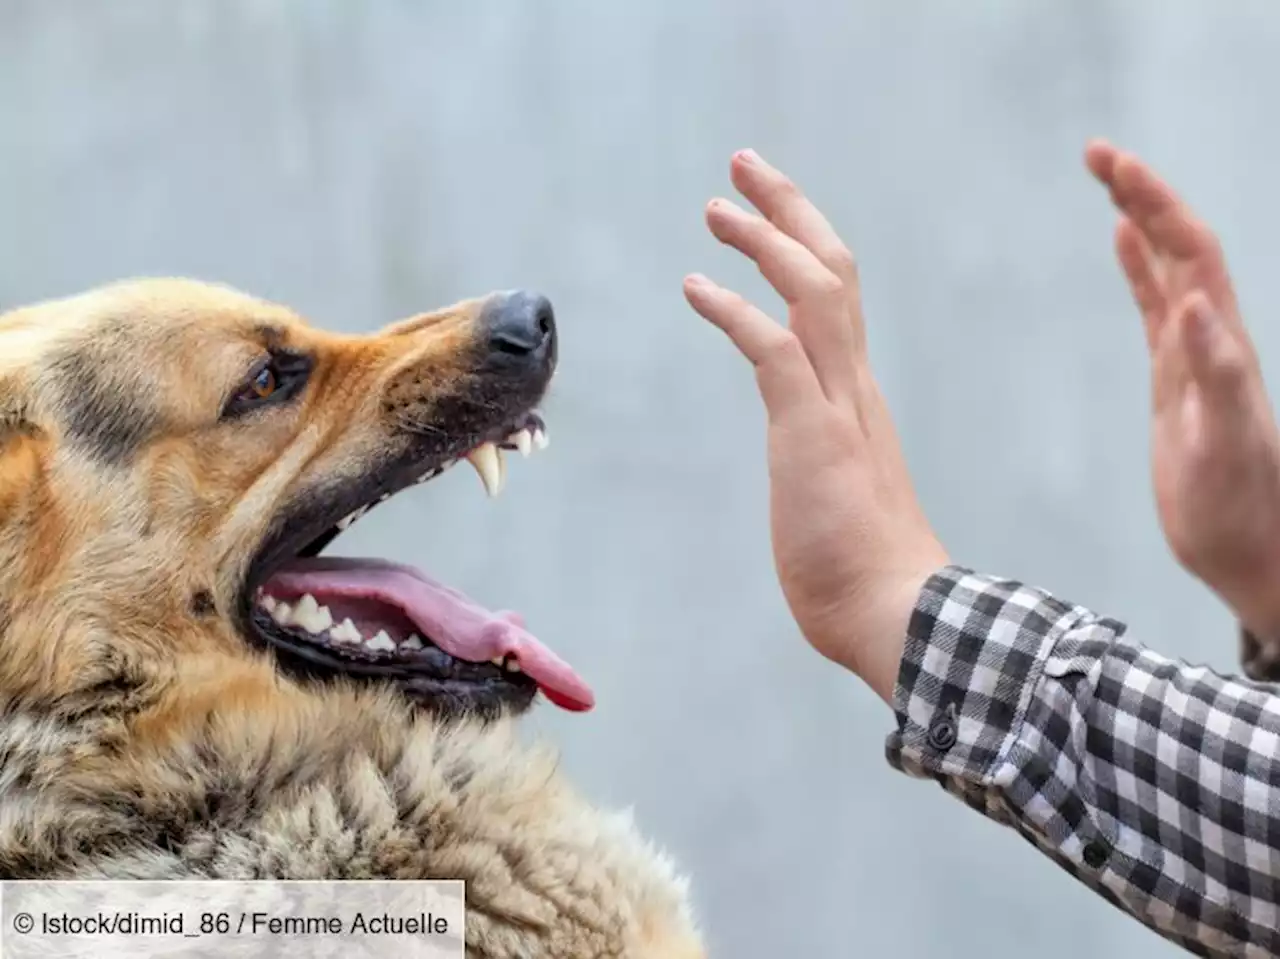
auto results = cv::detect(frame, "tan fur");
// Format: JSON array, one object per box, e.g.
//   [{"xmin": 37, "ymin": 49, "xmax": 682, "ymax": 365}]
[{"xmin": 0, "ymin": 279, "xmax": 704, "ymax": 957}]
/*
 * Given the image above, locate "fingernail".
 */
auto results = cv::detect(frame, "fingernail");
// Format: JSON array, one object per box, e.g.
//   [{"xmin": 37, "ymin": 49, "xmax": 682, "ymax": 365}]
[
  {"xmin": 685, "ymin": 273, "xmax": 710, "ymax": 293},
  {"xmin": 736, "ymin": 148, "xmax": 759, "ymax": 165}
]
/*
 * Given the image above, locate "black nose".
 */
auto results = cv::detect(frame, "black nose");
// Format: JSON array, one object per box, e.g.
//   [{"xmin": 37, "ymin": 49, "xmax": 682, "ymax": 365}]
[{"xmin": 483, "ymin": 290, "xmax": 555, "ymax": 362}]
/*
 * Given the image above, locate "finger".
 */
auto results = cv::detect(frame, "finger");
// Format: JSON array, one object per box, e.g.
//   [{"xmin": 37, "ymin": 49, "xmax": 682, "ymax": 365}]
[
  {"xmin": 1114, "ymin": 216, "xmax": 1168, "ymax": 350},
  {"xmin": 727, "ymin": 150, "xmax": 867, "ymax": 355},
  {"xmin": 1085, "ymin": 139, "xmax": 1133, "ymax": 213},
  {"xmin": 1179, "ymin": 291, "xmax": 1251, "ymax": 404},
  {"xmin": 1109, "ymin": 152, "xmax": 1219, "ymax": 263},
  {"xmin": 683, "ymin": 273, "xmax": 825, "ymax": 418},
  {"xmin": 1149, "ymin": 301, "xmax": 1189, "ymax": 415},
  {"xmin": 1088, "ymin": 140, "xmax": 1241, "ymax": 332},
  {"xmin": 704, "ymin": 198, "xmax": 858, "ymax": 403},
  {"xmin": 1084, "ymin": 138, "xmax": 1120, "ymax": 187}
]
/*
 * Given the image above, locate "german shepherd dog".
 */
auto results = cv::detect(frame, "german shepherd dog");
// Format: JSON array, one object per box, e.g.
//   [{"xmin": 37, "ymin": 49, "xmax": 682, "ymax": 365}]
[{"xmin": 0, "ymin": 279, "xmax": 704, "ymax": 957}]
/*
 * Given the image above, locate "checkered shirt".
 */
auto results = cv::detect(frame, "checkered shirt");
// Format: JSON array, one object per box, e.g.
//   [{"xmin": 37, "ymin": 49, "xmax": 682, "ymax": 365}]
[{"xmin": 885, "ymin": 566, "xmax": 1280, "ymax": 956}]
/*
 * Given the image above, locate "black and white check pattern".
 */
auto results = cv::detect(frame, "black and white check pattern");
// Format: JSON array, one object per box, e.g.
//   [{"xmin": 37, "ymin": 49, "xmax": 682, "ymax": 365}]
[{"xmin": 885, "ymin": 566, "xmax": 1280, "ymax": 957}]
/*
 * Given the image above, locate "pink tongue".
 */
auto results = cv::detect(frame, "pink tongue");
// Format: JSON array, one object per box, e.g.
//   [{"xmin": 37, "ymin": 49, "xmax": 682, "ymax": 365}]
[{"xmin": 261, "ymin": 556, "xmax": 594, "ymax": 712}]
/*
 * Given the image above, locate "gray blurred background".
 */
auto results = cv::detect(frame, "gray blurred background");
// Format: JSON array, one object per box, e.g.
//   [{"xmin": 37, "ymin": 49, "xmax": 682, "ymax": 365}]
[{"xmin": 2, "ymin": 1, "xmax": 1275, "ymax": 955}]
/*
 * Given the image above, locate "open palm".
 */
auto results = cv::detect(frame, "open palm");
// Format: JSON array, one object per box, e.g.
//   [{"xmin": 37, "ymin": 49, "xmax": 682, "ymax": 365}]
[{"xmin": 1087, "ymin": 141, "xmax": 1280, "ymax": 638}]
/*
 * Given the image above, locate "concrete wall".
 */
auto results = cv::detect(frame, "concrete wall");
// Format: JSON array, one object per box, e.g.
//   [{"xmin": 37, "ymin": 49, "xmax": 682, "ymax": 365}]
[{"xmin": 4, "ymin": 2, "xmax": 1276, "ymax": 954}]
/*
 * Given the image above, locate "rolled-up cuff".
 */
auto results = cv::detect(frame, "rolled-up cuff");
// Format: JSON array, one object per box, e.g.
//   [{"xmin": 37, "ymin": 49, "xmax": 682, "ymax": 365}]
[{"xmin": 884, "ymin": 565, "xmax": 1088, "ymax": 785}]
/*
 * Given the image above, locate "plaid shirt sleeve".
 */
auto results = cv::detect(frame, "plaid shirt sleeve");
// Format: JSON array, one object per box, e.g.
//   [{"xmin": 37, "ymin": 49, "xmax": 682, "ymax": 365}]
[{"xmin": 885, "ymin": 565, "xmax": 1280, "ymax": 957}]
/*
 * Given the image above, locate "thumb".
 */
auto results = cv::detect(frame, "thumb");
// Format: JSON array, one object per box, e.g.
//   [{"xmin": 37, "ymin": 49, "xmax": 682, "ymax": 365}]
[{"xmin": 1179, "ymin": 291, "xmax": 1250, "ymax": 401}]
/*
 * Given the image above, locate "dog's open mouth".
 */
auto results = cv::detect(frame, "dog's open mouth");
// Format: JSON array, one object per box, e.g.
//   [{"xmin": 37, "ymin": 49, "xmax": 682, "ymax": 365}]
[{"xmin": 242, "ymin": 411, "xmax": 593, "ymax": 717}]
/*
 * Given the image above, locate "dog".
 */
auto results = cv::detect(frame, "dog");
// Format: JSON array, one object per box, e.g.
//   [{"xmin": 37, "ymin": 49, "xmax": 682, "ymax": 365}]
[{"xmin": 0, "ymin": 278, "xmax": 704, "ymax": 958}]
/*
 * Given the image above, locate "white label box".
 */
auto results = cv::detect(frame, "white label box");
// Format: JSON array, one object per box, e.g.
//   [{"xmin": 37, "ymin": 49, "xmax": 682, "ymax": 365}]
[{"xmin": 1, "ymin": 880, "xmax": 465, "ymax": 957}]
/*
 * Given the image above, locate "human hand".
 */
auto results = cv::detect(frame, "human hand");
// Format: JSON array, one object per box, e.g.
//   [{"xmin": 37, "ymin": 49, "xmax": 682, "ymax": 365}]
[
  {"xmin": 683, "ymin": 150, "xmax": 949, "ymax": 704},
  {"xmin": 1086, "ymin": 140, "xmax": 1280, "ymax": 642}
]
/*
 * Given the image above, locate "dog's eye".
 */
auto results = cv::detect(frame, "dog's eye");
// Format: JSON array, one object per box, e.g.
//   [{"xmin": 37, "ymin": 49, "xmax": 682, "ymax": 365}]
[
  {"xmin": 248, "ymin": 365, "xmax": 278, "ymax": 399},
  {"xmin": 223, "ymin": 350, "xmax": 312, "ymax": 420}
]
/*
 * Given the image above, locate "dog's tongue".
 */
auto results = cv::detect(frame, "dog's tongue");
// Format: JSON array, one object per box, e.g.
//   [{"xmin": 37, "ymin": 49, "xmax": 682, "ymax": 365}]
[{"xmin": 262, "ymin": 556, "xmax": 593, "ymax": 712}]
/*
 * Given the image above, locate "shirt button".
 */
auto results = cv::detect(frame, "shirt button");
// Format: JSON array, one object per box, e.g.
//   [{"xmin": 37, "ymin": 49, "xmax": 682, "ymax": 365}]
[
  {"xmin": 1082, "ymin": 841, "xmax": 1109, "ymax": 869},
  {"xmin": 927, "ymin": 705, "xmax": 958, "ymax": 751}
]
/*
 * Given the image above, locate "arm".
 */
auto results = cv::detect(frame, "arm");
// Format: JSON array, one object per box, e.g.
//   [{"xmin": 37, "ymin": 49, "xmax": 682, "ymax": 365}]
[
  {"xmin": 890, "ymin": 566, "xmax": 1280, "ymax": 956},
  {"xmin": 684, "ymin": 145, "xmax": 1280, "ymax": 957}
]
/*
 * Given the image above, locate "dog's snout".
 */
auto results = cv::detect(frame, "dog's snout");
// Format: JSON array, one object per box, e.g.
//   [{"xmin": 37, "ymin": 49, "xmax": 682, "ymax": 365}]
[{"xmin": 483, "ymin": 291, "xmax": 555, "ymax": 362}]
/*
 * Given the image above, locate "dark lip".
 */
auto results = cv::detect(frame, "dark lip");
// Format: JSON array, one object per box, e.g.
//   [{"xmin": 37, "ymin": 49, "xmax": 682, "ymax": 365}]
[
  {"xmin": 235, "ymin": 405, "xmax": 548, "ymax": 715},
  {"xmin": 250, "ymin": 610, "xmax": 539, "ymax": 717}
]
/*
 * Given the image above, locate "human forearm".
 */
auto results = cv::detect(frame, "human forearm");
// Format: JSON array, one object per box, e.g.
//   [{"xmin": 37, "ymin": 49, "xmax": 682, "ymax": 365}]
[{"xmin": 886, "ymin": 566, "xmax": 1280, "ymax": 956}]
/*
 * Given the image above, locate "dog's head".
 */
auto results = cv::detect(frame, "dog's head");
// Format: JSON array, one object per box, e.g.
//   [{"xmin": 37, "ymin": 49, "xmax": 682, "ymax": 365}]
[{"xmin": 0, "ymin": 278, "xmax": 592, "ymax": 721}]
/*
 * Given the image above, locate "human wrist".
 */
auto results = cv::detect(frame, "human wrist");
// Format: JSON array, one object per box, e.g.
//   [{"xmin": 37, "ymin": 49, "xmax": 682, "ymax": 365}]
[
  {"xmin": 1200, "ymin": 540, "xmax": 1280, "ymax": 645},
  {"xmin": 1226, "ymin": 571, "xmax": 1280, "ymax": 649},
  {"xmin": 835, "ymin": 566, "xmax": 940, "ymax": 706}
]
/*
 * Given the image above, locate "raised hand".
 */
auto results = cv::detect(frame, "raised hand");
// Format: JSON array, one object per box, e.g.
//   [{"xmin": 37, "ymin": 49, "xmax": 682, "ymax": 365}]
[
  {"xmin": 1086, "ymin": 140, "xmax": 1280, "ymax": 664},
  {"xmin": 683, "ymin": 150, "xmax": 948, "ymax": 703}
]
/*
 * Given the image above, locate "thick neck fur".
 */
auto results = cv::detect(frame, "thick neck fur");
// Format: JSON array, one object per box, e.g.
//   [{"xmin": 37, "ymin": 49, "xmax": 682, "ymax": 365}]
[{"xmin": 0, "ymin": 642, "xmax": 703, "ymax": 958}]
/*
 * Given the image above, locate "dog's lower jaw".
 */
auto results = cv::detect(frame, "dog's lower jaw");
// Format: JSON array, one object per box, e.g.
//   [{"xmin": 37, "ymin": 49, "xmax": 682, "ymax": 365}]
[{"xmin": 0, "ymin": 684, "xmax": 703, "ymax": 959}]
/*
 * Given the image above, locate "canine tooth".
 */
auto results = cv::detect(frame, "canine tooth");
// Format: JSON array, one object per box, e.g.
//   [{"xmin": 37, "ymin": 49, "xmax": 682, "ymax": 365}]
[
  {"xmin": 330, "ymin": 618, "xmax": 362, "ymax": 645},
  {"xmin": 337, "ymin": 507, "xmax": 365, "ymax": 531},
  {"xmin": 505, "ymin": 658, "xmax": 521, "ymax": 673},
  {"xmin": 490, "ymin": 656, "xmax": 504, "ymax": 667},
  {"xmin": 512, "ymin": 429, "xmax": 533, "ymax": 457},
  {"xmin": 271, "ymin": 602, "xmax": 293, "ymax": 625},
  {"xmin": 260, "ymin": 594, "xmax": 278, "ymax": 613},
  {"xmin": 366, "ymin": 630, "xmax": 396, "ymax": 652},
  {"xmin": 401, "ymin": 634, "xmax": 424, "ymax": 650},
  {"xmin": 532, "ymin": 427, "xmax": 549, "ymax": 451},
  {"xmin": 466, "ymin": 442, "xmax": 505, "ymax": 497}
]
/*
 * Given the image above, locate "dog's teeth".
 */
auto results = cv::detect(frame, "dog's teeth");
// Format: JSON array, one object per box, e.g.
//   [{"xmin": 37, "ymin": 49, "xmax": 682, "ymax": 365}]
[
  {"xmin": 270, "ymin": 602, "xmax": 293, "ymax": 626},
  {"xmin": 366, "ymin": 630, "xmax": 396, "ymax": 652},
  {"xmin": 466, "ymin": 442, "xmax": 505, "ymax": 498},
  {"xmin": 330, "ymin": 618, "xmax": 362, "ymax": 646},
  {"xmin": 505, "ymin": 658, "xmax": 521, "ymax": 673},
  {"xmin": 337, "ymin": 507, "xmax": 366, "ymax": 531},
  {"xmin": 532, "ymin": 427, "xmax": 549, "ymax": 451},
  {"xmin": 512, "ymin": 429, "xmax": 533, "ymax": 457},
  {"xmin": 260, "ymin": 594, "xmax": 278, "ymax": 613},
  {"xmin": 490, "ymin": 656, "xmax": 504, "ymax": 667},
  {"xmin": 293, "ymin": 594, "xmax": 333, "ymax": 634},
  {"xmin": 401, "ymin": 634, "xmax": 425, "ymax": 650}
]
